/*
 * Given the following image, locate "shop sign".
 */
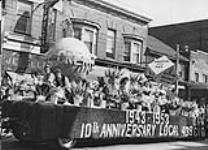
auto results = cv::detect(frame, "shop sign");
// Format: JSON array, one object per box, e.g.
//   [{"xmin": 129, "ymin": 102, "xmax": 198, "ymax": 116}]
[{"xmin": 148, "ymin": 56, "xmax": 174, "ymax": 75}]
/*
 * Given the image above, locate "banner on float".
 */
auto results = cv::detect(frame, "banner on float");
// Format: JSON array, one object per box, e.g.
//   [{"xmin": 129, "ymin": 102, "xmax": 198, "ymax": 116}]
[
  {"xmin": 3, "ymin": 101, "xmax": 201, "ymax": 141},
  {"xmin": 78, "ymin": 110, "xmax": 199, "ymax": 139},
  {"xmin": 148, "ymin": 56, "xmax": 174, "ymax": 75}
]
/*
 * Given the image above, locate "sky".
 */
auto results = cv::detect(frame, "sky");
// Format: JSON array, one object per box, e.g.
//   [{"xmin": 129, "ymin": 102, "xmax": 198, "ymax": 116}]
[{"xmin": 103, "ymin": 0, "xmax": 208, "ymax": 27}]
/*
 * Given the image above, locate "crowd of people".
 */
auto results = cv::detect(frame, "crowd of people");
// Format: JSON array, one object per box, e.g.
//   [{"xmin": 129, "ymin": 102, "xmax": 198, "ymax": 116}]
[
  {"xmin": 1, "ymin": 64, "xmax": 208, "ymax": 139},
  {"xmin": 0, "ymin": 65, "xmax": 206, "ymax": 118}
]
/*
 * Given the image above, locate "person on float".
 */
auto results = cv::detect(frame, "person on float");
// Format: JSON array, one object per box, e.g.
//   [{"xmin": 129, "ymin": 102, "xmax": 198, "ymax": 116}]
[
  {"xmin": 96, "ymin": 76, "xmax": 107, "ymax": 108},
  {"xmin": 27, "ymin": 70, "xmax": 40, "ymax": 100},
  {"xmin": 17, "ymin": 80, "xmax": 27, "ymax": 96},
  {"xmin": 31, "ymin": 70, "xmax": 39, "ymax": 85},
  {"xmin": 51, "ymin": 68, "xmax": 71, "ymax": 104},
  {"xmin": 141, "ymin": 81, "xmax": 154, "ymax": 112},
  {"xmin": 43, "ymin": 64, "xmax": 55, "ymax": 87},
  {"xmin": 89, "ymin": 80, "xmax": 104, "ymax": 107},
  {"xmin": 119, "ymin": 76, "xmax": 131, "ymax": 110},
  {"xmin": 1, "ymin": 71, "xmax": 13, "ymax": 101}
]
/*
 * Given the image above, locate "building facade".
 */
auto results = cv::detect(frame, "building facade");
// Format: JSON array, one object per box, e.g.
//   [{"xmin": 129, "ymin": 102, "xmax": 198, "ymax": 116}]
[
  {"xmin": 2, "ymin": 0, "xmax": 151, "ymax": 76},
  {"xmin": 149, "ymin": 20, "xmax": 208, "ymax": 103},
  {"xmin": 189, "ymin": 50, "xmax": 208, "ymax": 103},
  {"xmin": 190, "ymin": 50, "xmax": 208, "ymax": 83},
  {"xmin": 2, "ymin": 0, "xmax": 44, "ymax": 74},
  {"xmin": 51, "ymin": 0, "xmax": 151, "ymax": 73}
]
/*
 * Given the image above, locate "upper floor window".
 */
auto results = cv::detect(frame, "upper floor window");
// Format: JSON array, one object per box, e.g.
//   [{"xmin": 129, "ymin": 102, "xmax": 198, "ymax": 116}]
[
  {"xmin": 106, "ymin": 29, "xmax": 116, "ymax": 58},
  {"xmin": 132, "ymin": 42, "xmax": 141, "ymax": 64},
  {"xmin": 14, "ymin": 0, "xmax": 32, "ymax": 35},
  {"xmin": 83, "ymin": 29, "xmax": 94, "ymax": 54},
  {"xmin": 123, "ymin": 41, "xmax": 131, "ymax": 61},
  {"xmin": 72, "ymin": 18, "xmax": 100, "ymax": 55},
  {"xmin": 203, "ymin": 74, "xmax": 208, "ymax": 83},
  {"xmin": 48, "ymin": 9, "xmax": 57, "ymax": 41},
  {"xmin": 178, "ymin": 64, "xmax": 186, "ymax": 80},
  {"xmin": 123, "ymin": 35, "xmax": 143, "ymax": 64},
  {"xmin": 195, "ymin": 72, "xmax": 199, "ymax": 82},
  {"xmin": 74, "ymin": 28, "xmax": 82, "ymax": 40}
]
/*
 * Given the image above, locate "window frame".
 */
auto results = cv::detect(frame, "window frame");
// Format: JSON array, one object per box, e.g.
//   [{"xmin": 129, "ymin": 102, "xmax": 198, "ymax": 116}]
[
  {"xmin": 50, "ymin": 8, "xmax": 57, "ymax": 41},
  {"xmin": 203, "ymin": 74, "xmax": 208, "ymax": 83},
  {"xmin": 123, "ymin": 36, "xmax": 143, "ymax": 64},
  {"xmin": 106, "ymin": 29, "xmax": 116, "ymax": 59},
  {"xmin": 82, "ymin": 27, "xmax": 97, "ymax": 55},
  {"xmin": 14, "ymin": 0, "xmax": 33, "ymax": 35},
  {"xmin": 72, "ymin": 20, "xmax": 99, "ymax": 56},
  {"xmin": 123, "ymin": 41, "xmax": 131, "ymax": 62},
  {"xmin": 195, "ymin": 72, "xmax": 199, "ymax": 82}
]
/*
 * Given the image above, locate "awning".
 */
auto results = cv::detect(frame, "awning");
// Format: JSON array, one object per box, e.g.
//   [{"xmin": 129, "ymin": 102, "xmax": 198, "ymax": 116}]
[
  {"xmin": 7, "ymin": 71, "xmax": 33, "ymax": 83},
  {"xmin": 189, "ymin": 82, "xmax": 208, "ymax": 90}
]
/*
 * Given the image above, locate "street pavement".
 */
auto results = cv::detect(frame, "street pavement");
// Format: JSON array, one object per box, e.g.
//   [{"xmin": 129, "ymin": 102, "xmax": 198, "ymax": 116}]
[{"xmin": 1, "ymin": 136, "xmax": 208, "ymax": 150}]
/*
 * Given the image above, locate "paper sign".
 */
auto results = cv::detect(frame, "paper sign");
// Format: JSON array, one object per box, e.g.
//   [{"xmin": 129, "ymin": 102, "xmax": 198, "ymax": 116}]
[{"xmin": 148, "ymin": 56, "xmax": 174, "ymax": 75}]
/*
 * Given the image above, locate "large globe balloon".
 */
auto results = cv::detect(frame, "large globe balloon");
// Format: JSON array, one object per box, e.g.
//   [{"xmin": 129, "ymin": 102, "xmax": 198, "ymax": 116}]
[{"xmin": 46, "ymin": 37, "xmax": 96, "ymax": 80}]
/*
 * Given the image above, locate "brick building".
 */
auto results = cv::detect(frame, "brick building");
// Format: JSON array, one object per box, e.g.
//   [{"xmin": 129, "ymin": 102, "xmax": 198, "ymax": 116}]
[
  {"xmin": 189, "ymin": 50, "xmax": 208, "ymax": 103},
  {"xmin": 190, "ymin": 50, "xmax": 208, "ymax": 83},
  {"xmin": 52, "ymin": 0, "xmax": 152, "ymax": 75},
  {"xmin": 2, "ymin": 0, "xmax": 44, "ymax": 74},
  {"xmin": 149, "ymin": 20, "xmax": 208, "ymax": 103},
  {"xmin": 2, "ymin": 0, "xmax": 152, "ymax": 77}
]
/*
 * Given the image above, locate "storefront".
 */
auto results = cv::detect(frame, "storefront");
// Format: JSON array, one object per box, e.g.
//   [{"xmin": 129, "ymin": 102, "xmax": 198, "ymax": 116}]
[{"xmin": 189, "ymin": 82, "xmax": 208, "ymax": 104}]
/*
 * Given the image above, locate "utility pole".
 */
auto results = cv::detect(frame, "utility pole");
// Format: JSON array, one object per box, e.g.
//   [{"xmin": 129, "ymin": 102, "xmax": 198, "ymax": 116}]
[{"xmin": 175, "ymin": 44, "xmax": 180, "ymax": 96}]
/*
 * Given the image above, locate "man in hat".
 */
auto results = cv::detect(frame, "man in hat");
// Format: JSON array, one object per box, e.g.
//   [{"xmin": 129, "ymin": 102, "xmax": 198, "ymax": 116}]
[{"xmin": 43, "ymin": 64, "xmax": 55, "ymax": 87}]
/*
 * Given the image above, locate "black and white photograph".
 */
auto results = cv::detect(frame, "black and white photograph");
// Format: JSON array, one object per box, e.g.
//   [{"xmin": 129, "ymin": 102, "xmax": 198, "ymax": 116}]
[{"xmin": 0, "ymin": 0, "xmax": 208, "ymax": 150}]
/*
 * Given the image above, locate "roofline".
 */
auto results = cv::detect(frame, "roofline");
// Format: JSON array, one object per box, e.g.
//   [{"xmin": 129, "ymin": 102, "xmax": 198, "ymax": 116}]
[
  {"xmin": 150, "ymin": 19, "xmax": 208, "ymax": 29},
  {"xmin": 146, "ymin": 48, "xmax": 189, "ymax": 62},
  {"xmin": 191, "ymin": 49, "xmax": 208, "ymax": 56},
  {"xmin": 95, "ymin": 58, "xmax": 146, "ymax": 72},
  {"xmin": 76, "ymin": 0, "xmax": 152, "ymax": 24}
]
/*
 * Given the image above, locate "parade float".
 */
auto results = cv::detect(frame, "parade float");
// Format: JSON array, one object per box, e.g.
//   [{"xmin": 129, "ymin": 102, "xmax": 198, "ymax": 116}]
[{"xmin": 1, "ymin": 38, "xmax": 206, "ymax": 150}]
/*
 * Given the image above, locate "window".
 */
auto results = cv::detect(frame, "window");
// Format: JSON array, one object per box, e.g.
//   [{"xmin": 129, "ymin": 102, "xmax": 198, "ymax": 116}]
[
  {"xmin": 73, "ymin": 28, "xmax": 97, "ymax": 55},
  {"xmin": 123, "ymin": 42, "xmax": 131, "ymax": 61},
  {"xmin": 74, "ymin": 28, "xmax": 82, "ymax": 40},
  {"xmin": 83, "ymin": 29, "xmax": 94, "ymax": 53},
  {"xmin": 132, "ymin": 43, "xmax": 141, "ymax": 63},
  {"xmin": 72, "ymin": 19, "xmax": 99, "ymax": 55},
  {"xmin": 106, "ymin": 29, "xmax": 116, "ymax": 58},
  {"xmin": 123, "ymin": 36, "xmax": 143, "ymax": 64},
  {"xmin": 178, "ymin": 64, "xmax": 185, "ymax": 80},
  {"xmin": 203, "ymin": 74, "xmax": 208, "ymax": 83},
  {"xmin": 195, "ymin": 73, "xmax": 199, "ymax": 82},
  {"xmin": 14, "ymin": 0, "xmax": 32, "ymax": 34},
  {"xmin": 50, "ymin": 9, "xmax": 57, "ymax": 40}
]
